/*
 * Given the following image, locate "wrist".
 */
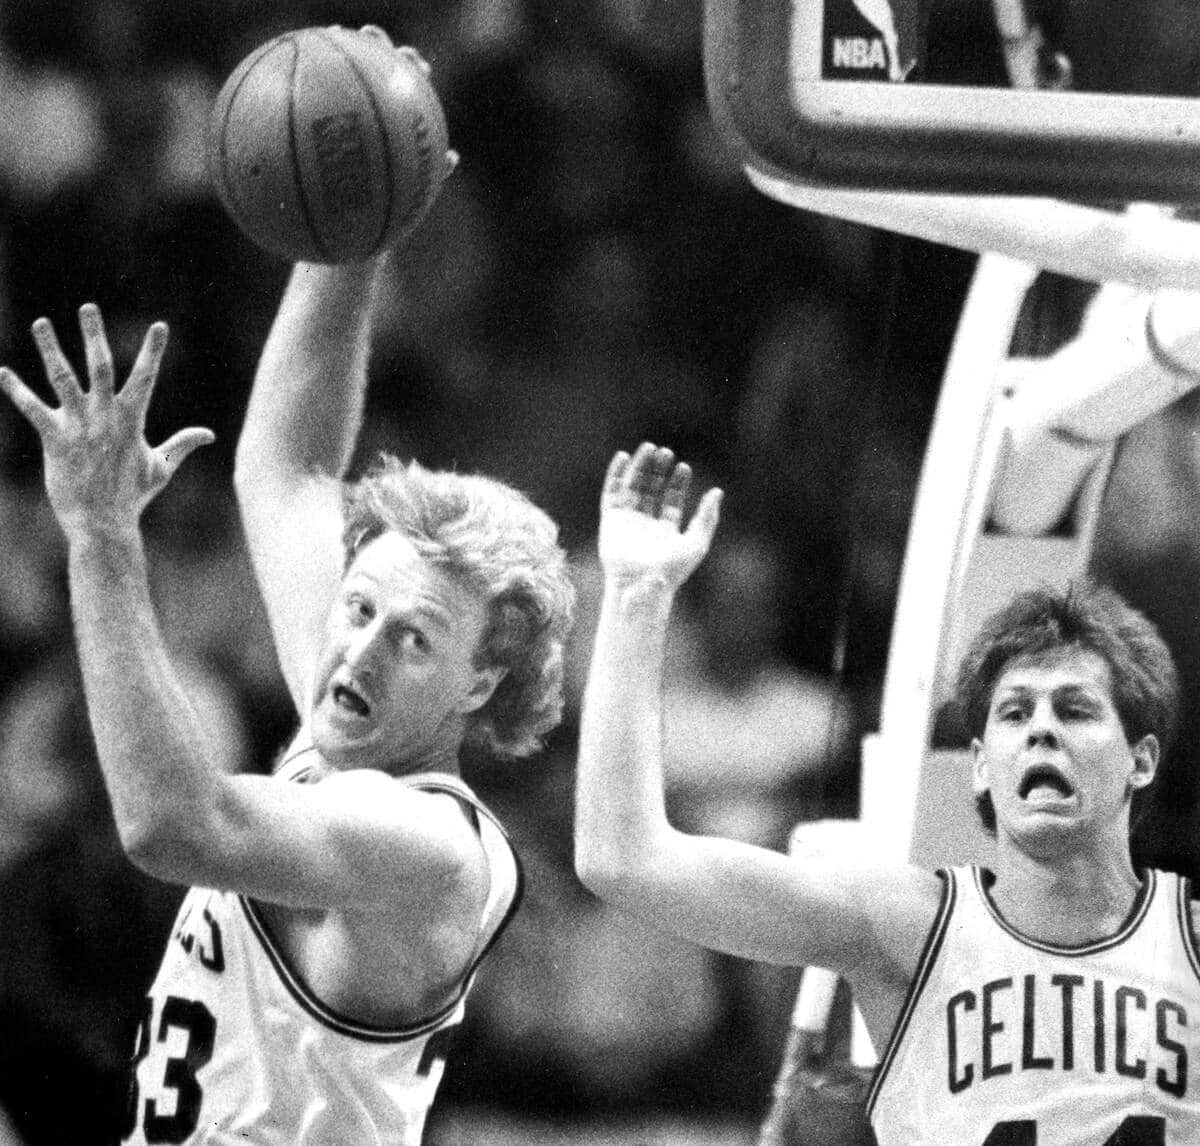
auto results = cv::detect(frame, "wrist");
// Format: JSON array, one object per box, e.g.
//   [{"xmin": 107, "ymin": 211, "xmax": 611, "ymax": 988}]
[
  {"xmin": 61, "ymin": 515, "xmax": 144, "ymax": 555},
  {"xmin": 282, "ymin": 260, "xmax": 383, "ymax": 351},
  {"xmin": 291, "ymin": 257, "xmax": 385, "ymax": 301},
  {"xmin": 602, "ymin": 573, "xmax": 678, "ymax": 621}
]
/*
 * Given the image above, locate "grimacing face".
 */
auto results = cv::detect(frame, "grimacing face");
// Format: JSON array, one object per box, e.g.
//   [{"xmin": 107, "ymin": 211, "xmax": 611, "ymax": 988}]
[
  {"xmin": 309, "ymin": 532, "xmax": 503, "ymax": 772},
  {"xmin": 970, "ymin": 648, "xmax": 1157, "ymax": 852}
]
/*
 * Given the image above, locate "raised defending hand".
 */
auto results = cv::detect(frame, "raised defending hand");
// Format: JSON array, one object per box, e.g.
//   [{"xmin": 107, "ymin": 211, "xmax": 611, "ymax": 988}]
[
  {"xmin": 0, "ymin": 303, "xmax": 214, "ymax": 540},
  {"xmin": 598, "ymin": 442, "xmax": 722, "ymax": 590}
]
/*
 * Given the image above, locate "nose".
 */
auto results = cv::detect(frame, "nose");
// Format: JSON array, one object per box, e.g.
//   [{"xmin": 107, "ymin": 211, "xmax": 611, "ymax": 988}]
[
  {"xmin": 344, "ymin": 619, "xmax": 385, "ymax": 678},
  {"xmin": 1026, "ymin": 699, "xmax": 1060, "ymax": 747}
]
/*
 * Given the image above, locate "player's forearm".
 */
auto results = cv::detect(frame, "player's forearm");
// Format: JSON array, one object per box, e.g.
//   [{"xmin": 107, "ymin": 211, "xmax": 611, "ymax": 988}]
[
  {"xmin": 236, "ymin": 259, "xmax": 384, "ymax": 485},
  {"xmin": 66, "ymin": 527, "xmax": 229, "ymax": 870},
  {"xmin": 575, "ymin": 579, "xmax": 679, "ymax": 895}
]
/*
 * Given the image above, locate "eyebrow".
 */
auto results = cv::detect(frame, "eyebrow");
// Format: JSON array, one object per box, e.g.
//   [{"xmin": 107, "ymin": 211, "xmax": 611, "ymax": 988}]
[
  {"xmin": 404, "ymin": 606, "xmax": 454, "ymax": 634},
  {"xmin": 994, "ymin": 683, "xmax": 1104, "ymax": 703},
  {"xmin": 343, "ymin": 576, "xmax": 460, "ymax": 634}
]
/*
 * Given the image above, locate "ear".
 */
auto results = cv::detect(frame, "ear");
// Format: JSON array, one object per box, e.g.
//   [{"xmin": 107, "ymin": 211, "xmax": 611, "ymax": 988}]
[
  {"xmin": 970, "ymin": 737, "xmax": 989, "ymax": 798},
  {"xmin": 1128, "ymin": 734, "xmax": 1159, "ymax": 790},
  {"xmin": 459, "ymin": 665, "xmax": 508, "ymax": 715}
]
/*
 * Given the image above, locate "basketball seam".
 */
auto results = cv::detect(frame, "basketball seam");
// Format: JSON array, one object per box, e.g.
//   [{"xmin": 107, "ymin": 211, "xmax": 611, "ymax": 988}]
[
  {"xmin": 214, "ymin": 36, "xmax": 291, "ymax": 230},
  {"xmin": 290, "ymin": 33, "xmax": 331, "ymax": 262},
  {"xmin": 322, "ymin": 28, "xmax": 398, "ymax": 255}
]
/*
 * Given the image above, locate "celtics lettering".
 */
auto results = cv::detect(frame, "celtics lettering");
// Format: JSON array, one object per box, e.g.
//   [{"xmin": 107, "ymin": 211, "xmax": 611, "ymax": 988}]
[
  {"xmin": 946, "ymin": 975, "xmax": 1188, "ymax": 1098},
  {"xmin": 172, "ymin": 893, "xmax": 225, "ymax": 973}
]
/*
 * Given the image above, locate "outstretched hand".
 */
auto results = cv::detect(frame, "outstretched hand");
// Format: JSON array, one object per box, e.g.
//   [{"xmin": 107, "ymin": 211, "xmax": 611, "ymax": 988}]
[
  {"xmin": 0, "ymin": 303, "xmax": 214, "ymax": 540},
  {"xmin": 598, "ymin": 442, "xmax": 722, "ymax": 591}
]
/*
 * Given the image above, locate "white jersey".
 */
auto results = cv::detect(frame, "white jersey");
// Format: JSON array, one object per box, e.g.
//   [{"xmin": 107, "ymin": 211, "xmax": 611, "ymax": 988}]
[
  {"xmin": 122, "ymin": 765, "xmax": 521, "ymax": 1146},
  {"xmin": 868, "ymin": 865, "xmax": 1200, "ymax": 1145}
]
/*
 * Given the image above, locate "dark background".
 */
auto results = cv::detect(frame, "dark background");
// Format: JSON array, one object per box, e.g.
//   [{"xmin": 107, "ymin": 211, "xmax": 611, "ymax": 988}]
[{"xmin": 0, "ymin": 1, "xmax": 1199, "ymax": 1142}]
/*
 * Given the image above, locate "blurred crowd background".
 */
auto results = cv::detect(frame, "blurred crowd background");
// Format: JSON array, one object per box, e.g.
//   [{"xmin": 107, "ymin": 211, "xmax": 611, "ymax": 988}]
[{"xmin": 2, "ymin": 1, "xmax": 1200, "ymax": 1143}]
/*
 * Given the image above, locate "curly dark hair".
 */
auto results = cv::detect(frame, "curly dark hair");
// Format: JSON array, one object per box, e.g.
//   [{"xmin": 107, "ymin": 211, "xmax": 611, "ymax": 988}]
[
  {"xmin": 342, "ymin": 454, "xmax": 575, "ymax": 760},
  {"xmin": 952, "ymin": 580, "xmax": 1180, "ymax": 835}
]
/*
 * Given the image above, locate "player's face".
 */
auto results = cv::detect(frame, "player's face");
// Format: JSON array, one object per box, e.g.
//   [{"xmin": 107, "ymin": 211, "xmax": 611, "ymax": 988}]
[
  {"xmin": 310, "ymin": 532, "xmax": 501, "ymax": 772},
  {"xmin": 971, "ymin": 648, "xmax": 1157, "ymax": 850}
]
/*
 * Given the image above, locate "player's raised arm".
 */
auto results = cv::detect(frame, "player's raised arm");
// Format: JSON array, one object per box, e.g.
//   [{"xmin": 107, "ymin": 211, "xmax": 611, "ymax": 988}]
[
  {"xmin": 575, "ymin": 444, "xmax": 940, "ymax": 977},
  {"xmin": 231, "ymin": 34, "xmax": 457, "ymax": 714},
  {"xmin": 233, "ymin": 257, "xmax": 388, "ymax": 712},
  {"xmin": 574, "ymin": 442, "xmax": 722, "ymax": 885},
  {"xmin": 0, "ymin": 305, "xmax": 225, "ymax": 859},
  {"xmin": 0, "ymin": 305, "xmax": 482, "ymax": 913}
]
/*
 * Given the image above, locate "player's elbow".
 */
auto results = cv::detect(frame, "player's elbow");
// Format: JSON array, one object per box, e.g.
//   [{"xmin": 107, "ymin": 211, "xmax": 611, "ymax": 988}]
[
  {"xmin": 573, "ymin": 845, "xmax": 617, "ymax": 899},
  {"xmin": 115, "ymin": 795, "xmax": 227, "ymax": 886},
  {"xmin": 118, "ymin": 816, "xmax": 201, "ymax": 884},
  {"xmin": 574, "ymin": 835, "xmax": 663, "ymax": 907}
]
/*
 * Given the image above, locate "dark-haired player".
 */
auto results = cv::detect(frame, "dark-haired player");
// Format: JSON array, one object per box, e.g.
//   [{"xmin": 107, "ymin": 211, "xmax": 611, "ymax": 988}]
[{"xmin": 575, "ymin": 441, "xmax": 1200, "ymax": 1144}]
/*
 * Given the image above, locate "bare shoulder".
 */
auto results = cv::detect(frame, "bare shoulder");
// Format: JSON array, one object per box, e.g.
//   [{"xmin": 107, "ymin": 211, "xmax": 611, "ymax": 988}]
[
  {"xmin": 314, "ymin": 777, "xmax": 492, "ymax": 883},
  {"xmin": 317, "ymin": 770, "xmax": 487, "ymax": 852},
  {"xmin": 263, "ymin": 771, "xmax": 496, "ymax": 1023},
  {"xmin": 786, "ymin": 819, "xmax": 946, "ymax": 974},
  {"xmin": 882, "ymin": 862, "xmax": 950, "ymax": 959},
  {"xmin": 835, "ymin": 860, "xmax": 946, "ymax": 981},
  {"xmin": 837, "ymin": 863, "xmax": 948, "ymax": 1055}
]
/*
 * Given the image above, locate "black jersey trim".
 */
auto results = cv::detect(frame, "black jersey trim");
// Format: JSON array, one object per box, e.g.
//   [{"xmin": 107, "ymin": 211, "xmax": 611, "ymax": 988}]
[
  {"xmin": 273, "ymin": 743, "xmax": 323, "ymax": 784},
  {"xmin": 239, "ymin": 896, "xmax": 455, "ymax": 1042},
  {"xmin": 975, "ymin": 865, "xmax": 1156, "ymax": 955},
  {"xmin": 411, "ymin": 778, "xmax": 526, "ymax": 980},
  {"xmin": 865, "ymin": 867, "xmax": 956, "ymax": 1119},
  {"xmin": 238, "ymin": 774, "xmax": 524, "ymax": 1043},
  {"xmin": 1177, "ymin": 875, "xmax": 1200, "ymax": 985}
]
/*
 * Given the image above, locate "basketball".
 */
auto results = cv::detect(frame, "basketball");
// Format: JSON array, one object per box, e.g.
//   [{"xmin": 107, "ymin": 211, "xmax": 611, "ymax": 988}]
[{"xmin": 208, "ymin": 26, "xmax": 450, "ymax": 263}]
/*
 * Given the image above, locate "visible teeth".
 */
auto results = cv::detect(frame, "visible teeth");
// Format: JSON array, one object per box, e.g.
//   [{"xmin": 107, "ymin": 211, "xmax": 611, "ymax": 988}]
[
  {"xmin": 1020, "ymin": 769, "xmax": 1071, "ymax": 800},
  {"xmin": 1027, "ymin": 784, "xmax": 1068, "ymax": 804}
]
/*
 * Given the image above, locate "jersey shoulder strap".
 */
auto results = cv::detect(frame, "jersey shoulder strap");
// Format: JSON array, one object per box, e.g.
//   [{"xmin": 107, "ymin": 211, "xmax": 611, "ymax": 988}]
[{"xmin": 402, "ymin": 771, "xmax": 525, "ymax": 979}]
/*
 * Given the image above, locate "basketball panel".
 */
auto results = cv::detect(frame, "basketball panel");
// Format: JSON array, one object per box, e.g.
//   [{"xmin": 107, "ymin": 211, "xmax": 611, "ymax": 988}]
[
  {"xmin": 212, "ymin": 35, "xmax": 328, "ymax": 262},
  {"xmin": 207, "ymin": 34, "xmax": 287, "ymax": 206},
  {"xmin": 374, "ymin": 52, "xmax": 449, "ymax": 241},
  {"xmin": 290, "ymin": 29, "xmax": 393, "ymax": 262},
  {"xmin": 321, "ymin": 26, "xmax": 450, "ymax": 246}
]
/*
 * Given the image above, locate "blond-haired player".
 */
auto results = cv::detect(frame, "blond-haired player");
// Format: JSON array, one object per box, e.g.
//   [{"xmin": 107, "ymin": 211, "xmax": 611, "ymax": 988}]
[{"xmin": 0, "ymin": 180, "xmax": 573, "ymax": 1144}]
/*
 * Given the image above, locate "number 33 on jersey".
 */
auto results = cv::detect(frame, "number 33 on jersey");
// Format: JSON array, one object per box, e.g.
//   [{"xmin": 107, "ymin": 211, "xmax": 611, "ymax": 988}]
[{"xmin": 121, "ymin": 887, "xmax": 465, "ymax": 1145}]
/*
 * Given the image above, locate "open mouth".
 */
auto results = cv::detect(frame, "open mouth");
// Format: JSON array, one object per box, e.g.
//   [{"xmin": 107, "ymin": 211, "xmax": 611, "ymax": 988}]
[
  {"xmin": 1018, "ymin": 764, "xmax": 1075, "ymax": 803},
  {"xmin": 332, "ymin": 683, "xmax": 370, "ymax": 718}
]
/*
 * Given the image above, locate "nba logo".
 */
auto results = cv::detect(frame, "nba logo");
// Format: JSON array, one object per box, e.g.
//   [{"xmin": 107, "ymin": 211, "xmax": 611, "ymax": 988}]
[{"xmin": 821, "ymin": 0, "xmax": 921, "ymax": 82}]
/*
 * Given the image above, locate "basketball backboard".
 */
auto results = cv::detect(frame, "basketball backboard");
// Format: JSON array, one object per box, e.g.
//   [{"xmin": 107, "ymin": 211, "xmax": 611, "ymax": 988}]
[{"xmin": 706, "ymin": 0, "xmax": 1200, "ymax": 200}]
